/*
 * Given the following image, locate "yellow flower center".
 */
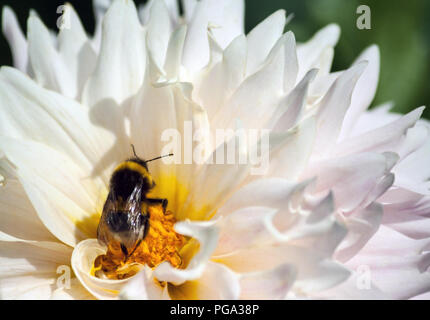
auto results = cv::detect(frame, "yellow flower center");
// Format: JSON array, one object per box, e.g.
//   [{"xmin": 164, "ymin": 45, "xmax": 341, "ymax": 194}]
[{"xmin": 91, "ymin": 204, "xmax": 185, "ymax": 280}]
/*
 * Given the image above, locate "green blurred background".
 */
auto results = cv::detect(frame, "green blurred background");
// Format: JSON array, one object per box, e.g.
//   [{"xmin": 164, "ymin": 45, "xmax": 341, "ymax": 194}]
[{"xmin": 1, "ymin": 0, "xmax": 429, "ymax": 118}]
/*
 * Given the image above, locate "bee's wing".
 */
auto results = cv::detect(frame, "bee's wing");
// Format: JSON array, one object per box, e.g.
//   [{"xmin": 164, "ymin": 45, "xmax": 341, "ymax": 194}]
[
  {"xmin": 123, "ymin": 184, "xmax": 146, "ymax": 245},
  {"xmin": 97, "ymin": 191, "xmax": 118, "ymax": 245}
]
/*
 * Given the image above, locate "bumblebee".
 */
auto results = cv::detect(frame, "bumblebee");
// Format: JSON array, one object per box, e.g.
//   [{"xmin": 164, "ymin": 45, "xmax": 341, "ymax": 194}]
[{"xmin": 97, "ymin": 145, "xmax": 173, "ymax": 260}]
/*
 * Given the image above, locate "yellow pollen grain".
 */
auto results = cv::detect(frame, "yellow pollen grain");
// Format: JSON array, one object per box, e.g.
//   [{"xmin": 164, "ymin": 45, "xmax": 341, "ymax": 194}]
[{"xmin": 93, "ymin": 204, "xmax": 185, "ymax": 280}]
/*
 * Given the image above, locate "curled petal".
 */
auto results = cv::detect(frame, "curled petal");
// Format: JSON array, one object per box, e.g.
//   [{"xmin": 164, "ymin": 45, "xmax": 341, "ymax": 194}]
[
  {"xmin": 154, "ymin": 220, "xmax": 219, "ymax": 285},
  {"xmin": 71, "ymin": 239, "xmax": 130, "ymax": 300}
]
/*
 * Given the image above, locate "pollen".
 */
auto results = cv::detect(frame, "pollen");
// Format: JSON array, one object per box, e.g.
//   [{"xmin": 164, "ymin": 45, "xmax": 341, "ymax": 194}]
[{"xmin": 92, "ymin": 204, "xmax": 185, "ymax": 280}]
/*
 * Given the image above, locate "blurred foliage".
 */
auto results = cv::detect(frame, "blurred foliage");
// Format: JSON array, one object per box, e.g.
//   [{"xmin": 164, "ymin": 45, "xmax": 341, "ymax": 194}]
[
  {"xmin": 0, "ymin": 0, "xmax": 429, "ymax": 118},
  {"xmin": 246, "ymin": 0, "xmax": 430, "ymax": 118}
]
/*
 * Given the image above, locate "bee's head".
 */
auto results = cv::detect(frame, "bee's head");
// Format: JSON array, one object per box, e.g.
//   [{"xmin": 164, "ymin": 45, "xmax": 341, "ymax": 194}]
[
  {"xmin": 127, "ymin": 157, "xmax": 156, "ymax": 191},
  {"xmin": 127, "ymin": 145, "xmax": 174, "ymax": 192}
]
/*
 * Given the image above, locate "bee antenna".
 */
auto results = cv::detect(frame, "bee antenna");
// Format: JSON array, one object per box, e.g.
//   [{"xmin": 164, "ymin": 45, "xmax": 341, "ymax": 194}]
[
  {"xmin": 146, "ymin": 153, "xmax": 174, "ymax": 163},
  {"xmin": 131, "ymin": 144, "xmax": 138, "ymax": 157}
]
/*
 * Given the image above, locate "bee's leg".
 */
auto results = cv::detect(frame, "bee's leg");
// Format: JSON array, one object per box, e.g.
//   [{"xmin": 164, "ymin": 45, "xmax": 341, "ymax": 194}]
[
  {"xmin": 127, "ymin": 239, "xmax": 142, "ymax": 259},
  {"xmin": 147, "ymin": 198, "xmax": 168, "ymax": 213},
  {"xmin": 142, "ymin": 212, "xmax": 150, "ymax": 239},
  {"xmin": 120, "ymin": 243, "xmax": 128, "ymax": 260}
]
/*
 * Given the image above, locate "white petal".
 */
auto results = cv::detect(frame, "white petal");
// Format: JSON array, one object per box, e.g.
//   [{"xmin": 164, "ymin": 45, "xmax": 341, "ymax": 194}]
[
  {"xmin": 217, "ymin": 244, "xmax": 350, "ymax": 293},
  {"xmin": 119, "ymin": 266, "xmax": 168, "ymax": 300},
  {"xmin": 0, "ymin": 67, "xmax": 118, "ymax": 184},
  {"xmin": 335, "ymin": 108, "xmax": 425, "ymax": 158},
  {"xmin": 340, "ymin": 45, "xmax": 380, "ymax": 139},
  {"xmin": 146, "ymin": 0, "xmax": 172, "ymax": 73},
  {"xmin": 139, "ymin": 0, "xmax": 180, "ymax": 25},
  {"xmin": 196, "ymin": 34, "xmax": 247, "ymax": 120},
  {"xmin": 304, "ymin": 152, "xmax": 395, "ymax": 212},
  {"xmin": 0, "ymin": 138, "xmax": 106, "ymax": 246},
  {"xmin": 218, "ymin": 40, "xmax": 284, "ymax": 130},
  {"xmin": 154, "ymin": 220, "xmax": 219, "ymax": 285},
  {"xmin": 130, "ymin": 82, "xmax": 208, "ymax": 218},
  {"xmin": 246, "ymin": 10, "xmax": 286, "ymax": 76},
  {"xmin": 0, "ymin": 240, "xmax": 72, "ymax": 299},
  {"xmin": 393, "ymin": 127, "xmax": 430, "ymax": 195},
  {"xmin": 51, "ymin": 278, "xmax": 95, "ymax": 300},
  {"xmin": 0, "ymin": 177, "xmax": 56, "ymax": 242},
  {"xmin": 83, "ymin": 0, "xmax": 145, "ymax": 107},
  {"xmin": 313, "ymin": 62, "xmax": 367, "ymax": 157},
  {"xmin": 346, "ymin": 226, "xmax": 430, "ymax": 299},
  {"xmin": 217, "ymin": 178, "xmax": 308, "ymax": 217},
  {"xmin": 268, "ymin": 116, "xmax": 317, "ymax": 180},
  {"xmin": 58, "ymin": 4, "xmax": 97, "ymax": 100},
  {"xmin": 214, "ymin": 207, "xmax": 276, "ymax": 256},
  {"xmin": 335, "ymin": 202, "xmax": 383, "ymax": 262},
  {"xmin": 27, "ymin": 13, "xmax": 75, "ymax": 98},
  {"xmin": 182, "ymin": 135, "xmax": 250, "ymax": 220},
  {"xmin": 168, "ymin": 262, "xmax": 240, "ymax": 300},
  {"xmin": 72, "ymin": 239, "xmax": 129, "ymax": 299},
  {"xmin": 382, "ymin": 195, "xmax": 430, "ymax": 239},
  {"xmin": 2, "ymin": 6, "xmax": 28, "ymax": 72},
  {"xmin": 240, "ymin": 264, "xmax": 296, "ymax": 299},
  {"xmin": 92, "ymin": 0, "xmax": 111, "ymax": 50},
  {"xmin": 164, "ymin": 25, "xmax": 187, "ymax": 80},
  {"xmin": 282, "ymin": 31, "xmax": 299, "ymax": 93},
  {"xmin": 296, "ymin": 24, "xmax": 340, "ymax": 80},
  {"xmin": 270, "ymin": 69, "xmax": 317, "ymax": 132},
  {"xmin": 315, "ymin": 271, "xmax": 388, "ymax": 300},
  {"xmin": 183, "ymin": 0, "xmax": 245, "ymax": 72}
]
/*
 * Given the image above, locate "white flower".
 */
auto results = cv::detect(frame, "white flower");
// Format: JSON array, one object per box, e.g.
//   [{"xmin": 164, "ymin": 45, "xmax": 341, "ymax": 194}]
[{"xmin": 1, "ymin": 0, "xmax": 429, "ymax": 300}]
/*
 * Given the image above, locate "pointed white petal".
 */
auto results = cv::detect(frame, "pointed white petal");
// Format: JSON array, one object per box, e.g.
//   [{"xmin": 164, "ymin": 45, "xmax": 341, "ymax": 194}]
[
  {"xmin": 197, "ymin": 34, "xmax": 247, "ymax": 120},
  {"xmin": 27, "ymin": 13, "xmax": 75, "ymax": 98},
  {"xmin": 183, "ymin": 0, "xmax": 245, "ymax": 72},
  {"xmin": 340, "ymin": 45, "xmax": 380, "ymax": 139},
  {"xmin": 246, "ymin": 10, "xmax": 286, "ymax": 76},
  {"xmin": 219, "ymin": 41, "xmax": 284, "ymax": 130},
  {"xmin": 268, "ymin": 116, "xmax": 317, "ymax": 180},
  {"xmin": 297, "ymin": 24, "xmax": 340, "ymax": 80},
  {"xmin": 83, "ymin": 0, "xmax": 145, "ymax": 107},
  {"xmin": 2, "ymin": 6, "xmax": 28, "ymax": 72},
  {"xmin": 270, "ymin": 69, "xmax": 317, "ymax": 133},
  {"xmin": 314, "ymin": 62, "xmax": 367, "ymax": 157},
  {"xmin": 147, "ymin": 0, "xmax": 172, "ymax": 72},
  {"xmin": 335, "ymin": 108, "xmax": 424, "ymax": 158},
  {"xmin": 58, "ymin": 4, "xmax": 97, "ymax": 100},
  {"xmin": 217, "ymin": 178, "xmax": 308, "ymax": 217},
  {"xmin": 164, "ymin": 25, "xmax": 187, "ymax": 80},
  {"xmin": 335, "ymin": 202, "xmax": 383, "ymax": 262},
  {"xmin": 304, "ymin": 152, "xmax": 396, "ymax": 212}
]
